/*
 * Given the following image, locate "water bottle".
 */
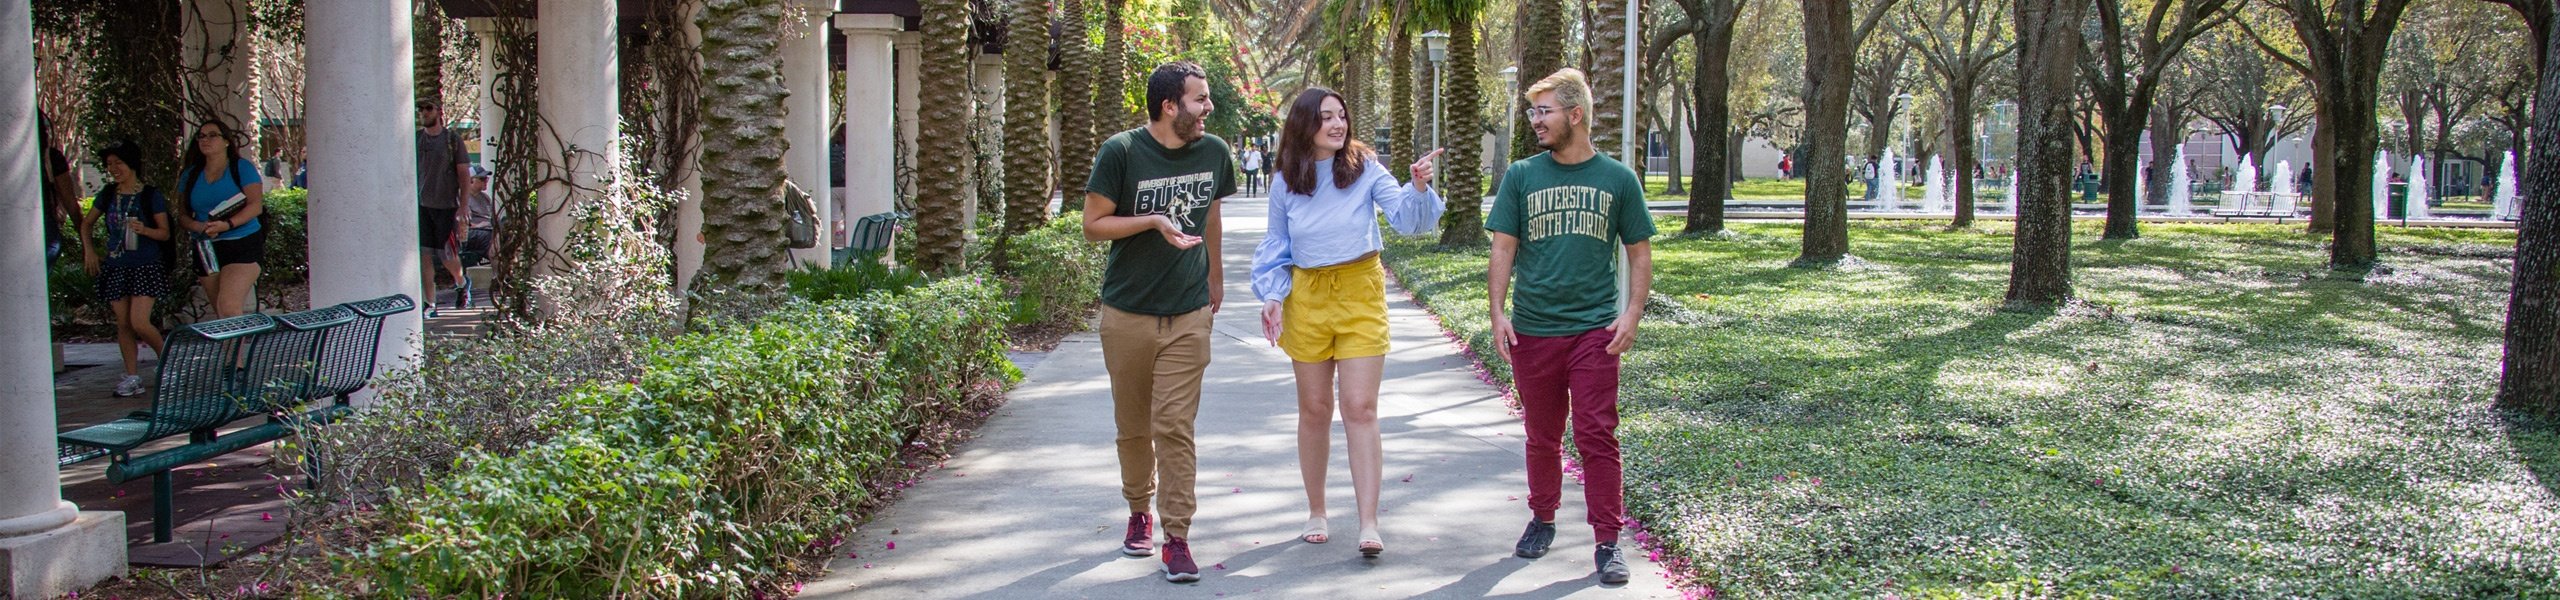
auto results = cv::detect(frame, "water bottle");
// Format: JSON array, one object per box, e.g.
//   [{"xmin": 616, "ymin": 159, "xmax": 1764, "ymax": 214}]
[{"xmin": 120, "ymin": 210, "xmax": 137, "ymax": 254}]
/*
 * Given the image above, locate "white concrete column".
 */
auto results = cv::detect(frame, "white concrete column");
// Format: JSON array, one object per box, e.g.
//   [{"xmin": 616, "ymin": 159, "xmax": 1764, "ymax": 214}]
[
  {"xmin": 673, "ymin": 5, "xmax": 705, "ymax": 291},
  {"xmin": 184, "ymin": 0, "xmax": 259, "ymax": 156},
  {"xmin": 783, "ymin": 0, "xmax": 833, "ymax": 267},
  {"xmin": 535, "ymin": 0, "xmax": 618, "ymax": 280},
  {"xmin": 0, "ymin": 2, "xmax": 126, "ymax": 596},
  {"xmin": 839, "ymin": 14, "xmax": 901, "ymax": 262},
  {"xmin": 896, "ymin": 31, "xmax": 921, "ymax": 205},
  {"xmin": 307, "ymin": 0, "xmax": 423, "ymax": 401},
  {"xmin": 468, "ymin": 18, "xmax": 504, "ymax": 173}
]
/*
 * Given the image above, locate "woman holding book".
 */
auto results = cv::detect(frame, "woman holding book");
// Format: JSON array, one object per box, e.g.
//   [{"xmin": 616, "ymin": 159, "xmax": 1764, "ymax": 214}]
[
  {"xmin": 175, "ymin": 119, "xmax": 267, "ymax": 318},
  {"xmin": 1251, "ymin": 86, "xmax": 1445, "ymax": 557}
]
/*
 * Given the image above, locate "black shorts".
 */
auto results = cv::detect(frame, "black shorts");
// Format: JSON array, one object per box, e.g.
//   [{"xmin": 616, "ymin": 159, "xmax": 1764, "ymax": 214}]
[
  {"xmin": 196, "ymin": 226, "xmax": 268, "ymax": 277},
  {"xmin": 421, "ymin": 206, "xmax": 458, "ymax": 248}
]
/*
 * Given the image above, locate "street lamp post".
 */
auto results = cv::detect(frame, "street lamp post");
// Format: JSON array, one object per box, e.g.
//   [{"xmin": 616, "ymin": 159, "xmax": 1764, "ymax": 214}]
[
  {"xmin": 1423, "ymin": 31, "xmax": 1449, "ymax": 150},
  {"xmin": 1621, "ymin": 0, "xmax": 1640, "ymax": 162}
]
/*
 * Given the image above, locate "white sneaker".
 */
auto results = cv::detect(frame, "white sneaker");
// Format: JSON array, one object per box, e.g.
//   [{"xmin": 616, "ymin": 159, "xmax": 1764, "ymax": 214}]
[{"xmin": 113, "ymin": 375, "xmax": 145, "ymax": 397}]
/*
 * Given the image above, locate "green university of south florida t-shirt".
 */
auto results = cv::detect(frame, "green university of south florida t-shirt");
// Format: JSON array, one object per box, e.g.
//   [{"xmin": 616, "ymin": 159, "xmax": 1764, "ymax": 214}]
[
  {"xmin": 1086, "ymin": 127, "xmax": 1239, "ymax": 316},
  {"xmin": 1485, "ymin": 151, "xmax": 1657, "ymax": 337}
]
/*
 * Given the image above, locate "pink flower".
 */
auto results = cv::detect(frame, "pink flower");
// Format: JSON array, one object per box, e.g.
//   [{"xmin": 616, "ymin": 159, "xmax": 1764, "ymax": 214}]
[{"xmin": 885, "ymin": 541, "xmax": 896, "ymax": 550}]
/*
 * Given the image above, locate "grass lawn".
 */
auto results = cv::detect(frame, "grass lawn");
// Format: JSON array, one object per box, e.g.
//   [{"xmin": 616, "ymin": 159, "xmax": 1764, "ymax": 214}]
[
  {"xmin": 1383, "ymin": 220, "xmax": 2559, "ymax": 597},
  {"xmin": 1644, "ymin": 176, "xmax": 2012, "ymax": 205}
]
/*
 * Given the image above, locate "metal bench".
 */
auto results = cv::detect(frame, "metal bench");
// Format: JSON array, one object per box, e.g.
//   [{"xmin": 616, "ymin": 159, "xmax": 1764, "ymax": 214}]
[
  {"xmin": 834, "ymin": 211, "xmax": 903, "ymax": 267},
  {"xmin": 57, "ymin": 295, "xmax": 414, "ymax": 542}
]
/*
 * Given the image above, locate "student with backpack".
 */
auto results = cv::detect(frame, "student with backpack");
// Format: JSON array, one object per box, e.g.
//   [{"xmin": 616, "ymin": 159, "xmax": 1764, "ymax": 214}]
[
  {"xmin": 80, "ymin": 141, "xmax": 172, "ymax": 397},
  {"xmin": 174, "ymin": 118, "xmax": 268, "ymax": 319}
]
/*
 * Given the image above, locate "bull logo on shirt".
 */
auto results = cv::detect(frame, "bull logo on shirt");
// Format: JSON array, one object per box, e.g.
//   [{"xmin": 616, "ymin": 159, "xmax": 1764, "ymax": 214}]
[{"xmin": 1134, "ymin": 172, "xmax": 1220, "ymax": 230}]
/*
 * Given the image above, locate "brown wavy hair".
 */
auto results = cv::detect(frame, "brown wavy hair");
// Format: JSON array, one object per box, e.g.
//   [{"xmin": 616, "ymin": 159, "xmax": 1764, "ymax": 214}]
[{"xmin": 1275, "ymin": 87, "xmax": 1375, "ymax": 195}]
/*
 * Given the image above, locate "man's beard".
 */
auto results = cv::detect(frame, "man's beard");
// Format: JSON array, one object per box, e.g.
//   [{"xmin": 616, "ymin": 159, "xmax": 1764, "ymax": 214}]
[
  {"xmin": 1534, "ymin": 125, "xmax": 1575, "ymax": 151},
  {"xmin": 1174, "ymin": 107, "xmax": 1206, "ymax": 143}
]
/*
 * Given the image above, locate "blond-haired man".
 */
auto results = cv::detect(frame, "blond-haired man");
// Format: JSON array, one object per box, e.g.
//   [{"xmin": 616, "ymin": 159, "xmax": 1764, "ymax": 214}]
[{"xmin": 1484, "ymin": 68, "xmax": 1655, "ymax": 585}]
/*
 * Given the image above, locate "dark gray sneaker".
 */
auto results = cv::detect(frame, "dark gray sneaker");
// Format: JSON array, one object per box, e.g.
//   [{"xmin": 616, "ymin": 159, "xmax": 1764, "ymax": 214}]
[
  {"xmin": 1595, "ymin": 543, "xmax": 1630, "ymax": 584},
  {"xmin": 1514, "ymin": 520, "xmax": 1557, "ymax": 558}
]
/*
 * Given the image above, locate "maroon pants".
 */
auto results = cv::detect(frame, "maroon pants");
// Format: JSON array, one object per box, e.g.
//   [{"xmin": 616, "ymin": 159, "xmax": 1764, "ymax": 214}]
[{"xmin": 1512, "ymin": 327, "xmax": 1624, "ymax": 542}]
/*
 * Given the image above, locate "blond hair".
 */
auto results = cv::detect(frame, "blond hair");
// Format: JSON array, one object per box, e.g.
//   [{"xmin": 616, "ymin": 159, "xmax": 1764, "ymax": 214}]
[{"xmin": 1524, "ymin": 68, "xmax": 1593, "ymax": 115}]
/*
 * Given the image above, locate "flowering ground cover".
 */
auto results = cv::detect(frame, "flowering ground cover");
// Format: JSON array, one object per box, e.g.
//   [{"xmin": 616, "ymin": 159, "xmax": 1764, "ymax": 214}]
[{"xmin": 1385, "ymin": 219, "xmax": 2559, "ymax": 597}]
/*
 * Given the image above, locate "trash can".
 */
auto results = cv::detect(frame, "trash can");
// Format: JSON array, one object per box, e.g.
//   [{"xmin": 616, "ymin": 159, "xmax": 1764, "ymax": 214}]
[{"xmin": 2388, "ymin": 182, "xmax": 2408, "ymax": 219}]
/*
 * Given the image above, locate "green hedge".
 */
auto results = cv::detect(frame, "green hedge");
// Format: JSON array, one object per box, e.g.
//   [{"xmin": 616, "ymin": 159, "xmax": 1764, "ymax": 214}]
[
  {"xmin": 794, "ymin": 215, "xmax": 1102, "ymax": 329},
  {"xmin": 985, "ymin": 217, "xmax": 1104, "ymax": 327},
  {"xmin": 343, "ymin": 279, "xmax": 1014, "ymax": 597},
  {"xmin": 258, "ymin": 186, "xmax": 309, "ymax": 285}
]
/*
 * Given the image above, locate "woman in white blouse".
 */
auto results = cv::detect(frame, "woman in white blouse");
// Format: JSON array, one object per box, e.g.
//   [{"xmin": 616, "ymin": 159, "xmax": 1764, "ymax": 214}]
[{"xmin": 1251, "ymin": 87, "xmax": 1446, "ymax": 557}]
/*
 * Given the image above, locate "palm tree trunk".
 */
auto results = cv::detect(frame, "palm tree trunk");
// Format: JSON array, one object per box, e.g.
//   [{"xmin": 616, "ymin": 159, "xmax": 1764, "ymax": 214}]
[
  {"xmin": 1438, "ymin": 16, "xmax": 1487, "ymax": 246},
  {"xmin": 695, "ymin": 0, "xmax": 794, "ymax": 293},
  {"xmin": 1391, "ymin": 4, "xmax": 1416, "ymax": 161},
  {"xmin": 1057, "ymin": 0, "xmax": 1097, "ymax": 198},
  {"xmin": 1004, "ymin": 0, "xmax": 1055, "ymax": 235},
  {"xmin": 1511, "ymin": 0, "xmax": 1565, "ymax": 162},
  {"xmin": 915, "ymin": 0, "xmax": 975, "ymax": 273},
  {"xmin": 1344, "ymin": 9, "xmax": 1375, "ymax": 142},
  {"xmin": 1098, "ymin": 0, "xmax": 1129, "ymax": 129},
  {"xmin": 414, "ymin": 0, "xmax": 444, "ymax": 103},
  {"xmin": 1591, "ymin": 0, "xmax": 1628, "ymax": 158}
]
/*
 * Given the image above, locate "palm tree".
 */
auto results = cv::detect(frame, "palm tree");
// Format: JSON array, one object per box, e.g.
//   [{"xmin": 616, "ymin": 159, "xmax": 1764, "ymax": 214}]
[
  {"xmin": 1057, "ymin": 0, "xmax": 1098, "ymax": 200},
  {"xmin": 1590, "ymin": 0, "xmax": 1628, "ymax": 159},
  {"xmin": 915, "ymin": 0, "xmax": 977, "ymax": 273},
  {"xmin": 1390, "ymin": 0, "xmax": 1416, "ymax": 161},
  {"xmin": 1416, "ymin": 0, "xmax": 1487, "ymax": 246},
  {"xmin": 1099, "ymin": 0, "xmax": 1131, "ymax": 130},
  {"xmin": 1509, "ymin": 0, "xmax": 1565, "ymax": 162},
  {"xmin": 694, "ymin": 0, "xmax": 794, "ymax": 292},
  {"xmin": 414, "ymin": 0, "xmax": 444, "ymax": 103},
  {"xmin": 1323, "ymin": 0, "xmax": 1379, "ymax": 142},
  {"xmin": 1004, "ymin": 0, "xmax": 1055, "ymax": 234}
]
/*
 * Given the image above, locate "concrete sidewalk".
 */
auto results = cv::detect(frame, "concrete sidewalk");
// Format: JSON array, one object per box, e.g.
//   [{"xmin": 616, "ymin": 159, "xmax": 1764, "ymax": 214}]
[{"xmin": 800, "ymin": 198, "xmax": 1672, "ymax": 599}]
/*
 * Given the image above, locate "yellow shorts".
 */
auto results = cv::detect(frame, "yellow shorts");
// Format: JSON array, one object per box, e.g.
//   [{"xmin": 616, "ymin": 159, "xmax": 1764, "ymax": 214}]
[{"xmin": 1280, "ymin": 254, "xmax": 1390, "ymax": 363}]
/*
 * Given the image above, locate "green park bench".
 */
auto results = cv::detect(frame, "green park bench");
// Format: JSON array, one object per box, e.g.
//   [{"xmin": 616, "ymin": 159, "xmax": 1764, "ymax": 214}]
[
  {"xmin": 833, "ymin": 211, "xmax": 904, "ymax": 267},
  {"xmin": 56, "ymin": 295, "xmax": 414, "ymax": 543}
]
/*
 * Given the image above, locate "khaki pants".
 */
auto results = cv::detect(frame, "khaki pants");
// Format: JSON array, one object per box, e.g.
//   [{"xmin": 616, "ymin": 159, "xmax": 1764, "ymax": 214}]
[{"xmin": 1100, "ymin": 304, "xmax": 1213, "ymax": 538}]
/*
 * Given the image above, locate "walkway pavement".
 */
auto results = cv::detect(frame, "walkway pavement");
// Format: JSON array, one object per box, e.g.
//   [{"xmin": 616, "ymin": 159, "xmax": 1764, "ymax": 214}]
[{"xmin": 800, "ymin": 198, "xmax": 1672, "ymax": 599}]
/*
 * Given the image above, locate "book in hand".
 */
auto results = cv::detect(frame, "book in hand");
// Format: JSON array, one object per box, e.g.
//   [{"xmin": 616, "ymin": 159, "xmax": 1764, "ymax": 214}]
[
  {"xmin": 199, "ymin": 238, "xmax": 221, "ymax": 274},
  {"xmin": 198, "ymin": 192, "xmax": 246, "ymax": 273},
  {"xmin": 205, "ymin": 192, "xmax": 247, "ymax": 223}
]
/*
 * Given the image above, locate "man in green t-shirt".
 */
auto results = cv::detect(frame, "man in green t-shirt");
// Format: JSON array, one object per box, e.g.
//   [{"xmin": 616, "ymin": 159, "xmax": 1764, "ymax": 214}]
[
  {"xmin": 1079, "ymin": 61, "xmax": 1237, "ymax": 584},
  {"xmin": 1483, "ymin": 68, "xmax": 1655, "ymax": 586}
]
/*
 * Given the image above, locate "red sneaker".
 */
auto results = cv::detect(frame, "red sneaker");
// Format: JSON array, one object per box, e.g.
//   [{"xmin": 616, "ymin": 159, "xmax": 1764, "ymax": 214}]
[
  {"xmin": 1121, "ymin": 513, "xmax": 1155, "ymax": 557},
  {"xmin": 1162, "ymin": 536, "xmax": 1200, "ymax": 582}
]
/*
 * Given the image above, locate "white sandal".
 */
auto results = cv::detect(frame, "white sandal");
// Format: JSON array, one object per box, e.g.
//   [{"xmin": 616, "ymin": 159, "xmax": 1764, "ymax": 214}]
[{"xmin": 1300, "ymin": 516, "xmax": 1330, "ymax": 544}]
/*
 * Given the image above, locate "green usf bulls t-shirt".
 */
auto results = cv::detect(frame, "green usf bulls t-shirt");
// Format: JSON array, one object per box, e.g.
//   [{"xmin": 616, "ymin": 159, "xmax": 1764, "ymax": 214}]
[
  {"xmin": 1086, "ymin": 127, "xmax": 1239, "ymax": 315},
  {"xmin": 1485, "ymin": 151, "xmax": 1657, "ymax": 337}
]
